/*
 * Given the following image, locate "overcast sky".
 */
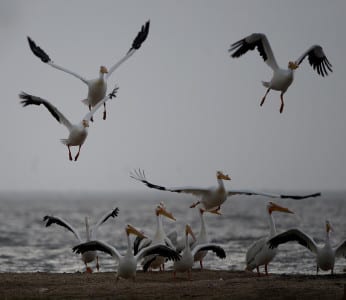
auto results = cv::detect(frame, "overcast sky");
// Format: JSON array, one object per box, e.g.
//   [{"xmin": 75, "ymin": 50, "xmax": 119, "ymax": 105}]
[{"xmin": 2, "ymin": 1, "xmax": 346, "ymax": 193}]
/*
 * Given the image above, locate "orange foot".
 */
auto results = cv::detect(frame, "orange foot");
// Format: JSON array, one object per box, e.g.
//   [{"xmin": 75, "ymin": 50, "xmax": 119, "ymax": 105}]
[{"xmin": 86, "ymin": 267, "xmax": 93, "ymax": 274}]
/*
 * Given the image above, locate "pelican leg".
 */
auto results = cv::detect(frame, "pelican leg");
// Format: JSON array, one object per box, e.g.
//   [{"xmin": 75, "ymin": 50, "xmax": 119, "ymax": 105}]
[
  {"xmin": 260, "ymin": 88, "xmax": 270, "ymax": 107},
  {"xmin": 67, "ymin": 146, "xmax": 73, "ymax": 161},
  {"xmin": 96, "ymin": 256, "xmax": 100, "ymax": 272},
  {"xmin": 200, "ymin": 260, "xmax": 203, "ymax": 270},
  {"xmin": 265, "ymin": 264, "xmax": 268, "ymax": 276},
  {"xmin": 190, "ymin": 201, "xmax": 200, "ymax": 208},
  {"xmin": 88, "ymin": 105, "xmax": 94, "ymax": 122},
  {"xmin": 279, "ymin": 92, "xmax": 285, "ymax": 114},
  {"xmin": 85, "ymin": 262, "xmax": 92, "ymax": 274},
  {"xmin": 256, "ymin": 266, "xmax": 261, "ymax": 276},
  {"xmin": 74, "ymin": 145, "xmax": 82, "ymax": 161},
  {"xmin": 103, "ymin": 102, "xmax": 106, "ymax": 120},
  {"xmin": 316, "ymin": 266, "xmax": 319, "ymax": 275}
]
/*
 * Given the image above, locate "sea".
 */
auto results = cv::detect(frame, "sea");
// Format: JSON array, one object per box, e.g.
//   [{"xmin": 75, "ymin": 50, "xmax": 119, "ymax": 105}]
[{"xmin": 1, "ymin": 190, "xmax": 346, "ymax": 275}]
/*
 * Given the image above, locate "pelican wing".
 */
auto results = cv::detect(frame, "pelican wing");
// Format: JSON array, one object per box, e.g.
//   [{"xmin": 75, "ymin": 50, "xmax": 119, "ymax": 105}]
[
  {"xmin": 228, "ymin": 189, "xmax": 321, "ymax": 200},
  {"xmin": 106, "ymin": 20, "xmax": 150, "ymax": 79},
  {"xmin": 43, "ymin": 215, "xmax": 82, "ymax": 242},
  {"xmin": 229, "ymin": 33, "xmax": 279, "ymax": 71},
  {"xmin": 246, "ymin": 238, "xmax": 267, "ymax": 268},
  {"xmin": 19, "ymin": 92, "xmax": 73, "ymax": 130},
  {"xmin": 130, "ymin": 169, "xmax": 212, "ymax": 197},
  {"xmin": 72, "ymin": 240, "xmax": 121, "ymax": 261},
  {"xmin": 90, "ymin": 207, "xmax": 119, "ymax": 239},
  {"xmin": 295, "ymin": 45, "xmax": 332, "ymax": 77},
  {"xmin": 191, "ymin": 243, "xmax": 226, "ymax": 259},
  {"xmin": 268, "ymin": 229, "xmax": 318, "ymax": 254},
  {"xmin": 27, "ymin": 36, "xmax": 88, "ymax": 84},
  {"xmin": 334, "ymin": 240, "xmax": 346, "ymax": 258},
  {"xmin": 136, "ymin": 244, "xmax": 181, "ymax": 263}
]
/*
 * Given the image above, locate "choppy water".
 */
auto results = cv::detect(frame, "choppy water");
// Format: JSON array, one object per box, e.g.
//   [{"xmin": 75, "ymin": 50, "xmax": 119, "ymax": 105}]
[{"xmin": 1, "ymin": 190, "xmax": 346, "ymax": 274}]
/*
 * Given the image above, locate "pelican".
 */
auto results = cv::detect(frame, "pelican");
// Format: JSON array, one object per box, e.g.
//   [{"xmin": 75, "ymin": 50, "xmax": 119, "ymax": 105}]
[
  {"xmin": 168, "ymin": 224, "xmax": 226, "ymax": 280},
  {"xmin": 73, "ymin": 224, "xmax": 181, "ymax": 281},
  {"xmin": 43, "ymin": 207, "xmax": 119, "ymax": 273},
  {"xmin": 19, "ymin": 86, "xmax": 118, "ymax": 161},
  {"xmin": 229, "ymin": 33, "xmax": 332, "ymax": 113},
  {"xmin": 268, "ymin": 220, "xmax": 346, "ymax": 274},
  {"xmin": 130, "ymin": 169, "xmax": 321, "ymax": 213},
  {"xmin": 134, "ymin": 202, "xmax": 176, "ymax": 271},
  {"xmin": 245, "ymin": 202, "xmax": 294, "ymax": 276},
  {"xmin": 27, "ymin": 20, "xmax": 149, "ymax": 120}
]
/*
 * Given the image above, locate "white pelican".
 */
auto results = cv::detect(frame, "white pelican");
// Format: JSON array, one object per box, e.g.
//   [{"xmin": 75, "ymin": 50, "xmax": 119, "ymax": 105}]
[
  {"xmin": 27, "ymin": 20, "xmax": 149, "ymax": 120},
  {"xmin": 245, "ymin": 202, "xmax": 293, "ymax": 276},
  {"xmin": 168, "ymin": 224, "xmax": 226, "ymax": 280},
  {"xmin": 19, "ymin": 86, "xmax": 118, "ymax": 161},
  {"xmin": 268, "ymin": 220, "xmax": 346, "ymax": 274},
  {"xmin": 134, "ymin": 202, "xmax": 176, "ymax": 271},
  {"xmin": 229, "ymin": 33, "xmax": 332, "ymax": 113},
  {"xmin": 43, "ymin": 207, "xmax": 119, "ymax": 273},
  {"xmin": 73, "ymin": 224, "xmax": 181, "ymax": 281},
  {"xmin": 130, "ymin": 169, "xmax": 321, "ymax": 213}
]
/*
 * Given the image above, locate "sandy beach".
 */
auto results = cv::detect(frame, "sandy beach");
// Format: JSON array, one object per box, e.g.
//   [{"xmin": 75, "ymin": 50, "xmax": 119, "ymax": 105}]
[{"xmin": 1, "ymin": 270, "xmax": 345, "ymax": 300}]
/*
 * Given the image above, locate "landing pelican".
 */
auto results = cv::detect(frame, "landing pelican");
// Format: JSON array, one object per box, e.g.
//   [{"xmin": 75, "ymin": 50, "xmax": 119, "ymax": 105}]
[
  {"xmin": 27, "ymin": 21, "xmax": 149, "ymax": 120},
  {"xmin": 43, "ymin": 207, "xmax": 119, "ymax": 273},
  {"xmin": 73, "ymin": 224, "xmax": 181, "ymax": 281},
  {"xmin": 245, "ymin": 202, "xmax": 293, "ymax": 276},
  {"xmin": 268, "ymin": 220, "xmax": 346, "ymax": 274},
  {"xmin": 130, "ymin": 169, "xmax": 321, "ymax": 213},
  {"xmin": 229, "ymin": 33, "xmax": 332, "ymax": 113}
]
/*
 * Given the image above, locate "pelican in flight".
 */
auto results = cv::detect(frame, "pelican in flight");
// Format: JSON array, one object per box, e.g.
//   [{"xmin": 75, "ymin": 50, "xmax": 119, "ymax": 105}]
[
  {"xmin": 229, "ymin": 33, "xmax": 332, "ymax": 113},
  {"xmin": 73, "ymin": 224, "xmax": 181, "ymax": 281},
  {"xmin": 27, "ymin": 20, "xmax": 149, "ymax": 120},
  {"xmin": 130, "ymin": 169, "xmax": 321, "ymax": 213},
  {"xmin": 43, "ymin": 207, "xmax": 119, "ymax": 273},
  {"xmin": 168, "ymin": 224, "xmax": 226, "ymax": 280},
  {"xmin": 268, "ymin": 220, "xmax": 346, "ymax": 274},
  {"xmin": 19, "ymin": 86, "xmax": 118, "ymax": 161},
  {"xmin": 245, "ymin": 202, "xmax": 294, "ymax": 276}
]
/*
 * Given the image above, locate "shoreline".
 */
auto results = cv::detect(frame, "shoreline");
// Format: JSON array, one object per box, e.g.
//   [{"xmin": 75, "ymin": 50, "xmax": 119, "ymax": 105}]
[{"xmin": 1, "ymin": 270, "xmax": 345, "ymax": 300}]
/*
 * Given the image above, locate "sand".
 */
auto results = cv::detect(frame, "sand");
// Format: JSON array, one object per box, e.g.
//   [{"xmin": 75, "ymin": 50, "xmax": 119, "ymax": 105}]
[{"xmin": 1, "ymin": 270, "xmax": 346, "ymax": 300}]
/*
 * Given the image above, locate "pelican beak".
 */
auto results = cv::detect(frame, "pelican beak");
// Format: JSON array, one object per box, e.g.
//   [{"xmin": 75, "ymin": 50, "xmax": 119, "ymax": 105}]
[
  {"xmin": 217, "ymin": 171, "xmax": 231, "ymax": 181},
  {"xmin": 268, "ymin": 202, "xmax": 294, "ymax": 214},
  {"xmin": 100, "ymin": 66, "xmax": 108, "ymax": 74},
  {"xmin": 185, "ymin": 224, "xmax": 196, "ymax": 241},
  {"xmin": 126, "ymin": 224, "xmax": 146, "ymax": 238},
  {"xmin": 288, "ymin": 61, "xmax": 299, "ymax": 70},
  {"xmin": 157, "ymin": 206, "xmax": 176, "ymax": 221}
]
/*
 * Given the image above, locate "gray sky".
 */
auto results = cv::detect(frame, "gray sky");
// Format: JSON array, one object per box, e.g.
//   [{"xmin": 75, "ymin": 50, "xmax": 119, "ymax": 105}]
[{"xmin": 2, "ymin": 0, "xmax": 346, "ymax": 193}]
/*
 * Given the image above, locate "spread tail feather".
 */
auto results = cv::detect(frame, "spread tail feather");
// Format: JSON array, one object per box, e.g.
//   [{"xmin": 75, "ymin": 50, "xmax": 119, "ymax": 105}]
[{"xmin": 262, "ymin": 81, "xmax": 270, "ymax": 88}]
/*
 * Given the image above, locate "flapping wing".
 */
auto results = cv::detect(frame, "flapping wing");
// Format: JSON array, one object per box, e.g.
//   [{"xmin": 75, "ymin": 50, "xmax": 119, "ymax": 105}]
[
  {"xmin": 228, "ymin": 189, "xmax": 321, "ymax": 200},
  {"xmin": 335, "ymin": 240, "xmax": 346, "ymax": 258},
  {"xmin": 295, "ymin": 45, "xmax": 332, "ymax": 77},
  {"xmin": 43, "ymin": 215, "xmax": 82, "ymax": 241},
  {"xmin": 137, "ymin": 244, "xmax": 181, "ymax": 263},
  {"xmin": 27, "ymin": 36, "xmax": 88, "ymax": 84},
  {"xmin": 130, "ymin": 169, "xmax": 211, "ymax": 197},
  {"xmin": 19, "ymin": 92, "xmax": 73, "ymax": 130},
  {"xmin": 106, "ymin": 20, "xmax": 150, "ymax": 79},
  {"xmin": 267, "ymin": 229, "xmax": 318, "ymax": 254},
  {"xmin": 192, "ymin": 243, "xmax": 226, "ymax": 259},
  {"xmin": 72, "ymin": 240, "xmax": 121, "ymax": 261},
  {"xmin": 229, "ymin": 33, "xmax": 279, "ymax": 71},
  {"xmin": 90, "ymin": 207, "xmax": 119, "ymax": 239}
]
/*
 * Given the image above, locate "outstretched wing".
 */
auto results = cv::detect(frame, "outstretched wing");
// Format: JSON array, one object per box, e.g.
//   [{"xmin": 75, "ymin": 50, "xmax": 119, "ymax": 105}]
[
  {"xmin": 227, "ymin": 189, "xmax": 321, "ymax": 200},
  {"xmin": 90, "ymin": 207, "xmax": 119, "ymax": 239},
  {"xmin": 27, "ymin": 36, "xmax": 88, "ymax": 84},
  {"xmin": 229, "ymin": 33, "xmax": 279, "ymax": 71},
  {"xmin": 137, "ymin": 244, "xmax": 181, "ymax": 264},
  {"xmin": 20, "ymin": 92, "xmax": 73, "ymax": 130},
  {"xmin": 43, "ymin": 215, "xmax": 82, "ymax": 241},
  {"xmin": 106, "ymin": 20, "xmax": 150, "ymax": 79},
  {"xmin": 191, "ymin": 243, "xmax": 226, "ymax": 259},
  {"xmin": 130, "ymin": 169, "xmax": 211, "ymax": 197},
  {"xmin": 295, "ymin": 45, "xmax": 332, "ymax": 77},
  {"xmin": 334, "ymin": 240, "xmax": 346, "ymax": 258},
  {"xmin": 72, "ymin": 240, "xmax": 121, "ymax": 261},
  {"xmin": 267, "ymin": 229, "xmax": 318, "ymax": 254}
]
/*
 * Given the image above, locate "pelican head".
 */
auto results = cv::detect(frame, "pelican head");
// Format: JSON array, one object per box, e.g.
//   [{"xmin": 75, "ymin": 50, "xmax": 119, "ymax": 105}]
[
  {"xmin": 82, "ymin": 119, "xmax": 89, "ymax": 128},
  {"xmin": 155, "ymin": 204, "xmax": 176, "ymax": 221},
  {"xmin": 216, "ymin": 171, "xmax": 231, "ymax": 181},
  {"xmin": 268, "ymin": 202, "xmax": 294, "ymax": 215},
  {"xmin": 125, "ymin": 224, "xmax": 146, "ymax": 238},
  {"xmin": 326, "ymin": 220, "xmax": 333, "ymax": 233},
  {"xmin": 100, "ymin": 65, "xmax": 108, "ymax": 74},
  {"xmin": 288, "ymin": 61, "xmax": 299, "ymax": 70},
  {"xmin": 185, "ymin": 224, "xmax": 196, "ymax": 240}
]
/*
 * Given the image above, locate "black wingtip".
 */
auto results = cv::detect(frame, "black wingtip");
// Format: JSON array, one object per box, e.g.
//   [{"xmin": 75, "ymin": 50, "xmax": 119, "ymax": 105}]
[
  {"xmin": 27, "ymin": 36, "xmax": 51, "ymax": 63},
  {"xmin": 128, "ymin": 20, "xmax": 150, "ymax": 53}
]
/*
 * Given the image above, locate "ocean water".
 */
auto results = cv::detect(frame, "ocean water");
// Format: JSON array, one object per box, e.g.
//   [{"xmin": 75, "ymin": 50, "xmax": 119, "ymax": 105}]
[{"xmin": 1, "ymin": 190, "xmax": 346, "ymax": 275}]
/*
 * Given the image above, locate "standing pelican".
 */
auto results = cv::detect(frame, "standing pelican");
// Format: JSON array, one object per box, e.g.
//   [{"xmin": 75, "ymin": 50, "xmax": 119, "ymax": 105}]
[
  {"xmin": 73, "ymin": 224, "xmax": 181, "ymax": 281},
  {"xmin": 130, "ymin": 169, "xmax": 321, "ymax": 213},
  {"xmin": 27, "ymin": 21, "xmax": 149, "ymax": 120},
  {"xmin": 43, "ymin": 207, "xmax": 119, "ymax": 273},
  {"xmin": 268, "ymin": 220, "xmax": 346, "ymax": 274},
  {"xmin": 229, "ymin": 33, "xmax": 332, "ymax": 113},
  {"xmin": 245, "ymin": 202, "xmax": 293, "ymax": 276}
]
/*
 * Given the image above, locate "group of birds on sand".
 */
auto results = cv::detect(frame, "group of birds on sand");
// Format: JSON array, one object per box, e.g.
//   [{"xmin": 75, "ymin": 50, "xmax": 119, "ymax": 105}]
[{"xmin": 20, "ymin": 20, "xmax": 338, "ymax": 280}]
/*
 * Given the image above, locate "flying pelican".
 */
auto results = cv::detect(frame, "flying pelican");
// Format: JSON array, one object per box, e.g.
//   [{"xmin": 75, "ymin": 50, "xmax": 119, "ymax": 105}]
[
  {"xmin": 245, "ymin": 202, "xmax": 294, "ymax": 276},
  {"xmin": 134, "ymin": 202, "xmax": 176, "ymax": 271},
  {"xmin": 73, "ymin": 224, "xmax": 181, "ymax": 281},
  {"xmin": 229, "ymin": 33, "xmax": 332, "ymax": 113},
  {"xmin": 165, "ymin": 224, "xmax": 226, "ymax": 280},
  {"xmin": 19, "ymin": 86, "xmax": 118, "ymax": 161},
  {"xmin": 43, "ymin": 207, "xmax": 119, "ymax": 273},
  {"xmin": 268, "ymin": 220, "xmax": 346, "ymax": 274},
  {"xmin": 130, "ymin": 169, "xmax": 321, "ymax": 213},
  {"xmin": 27, "ymin": 20, "xmax": 149, "ymax": 120}
]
